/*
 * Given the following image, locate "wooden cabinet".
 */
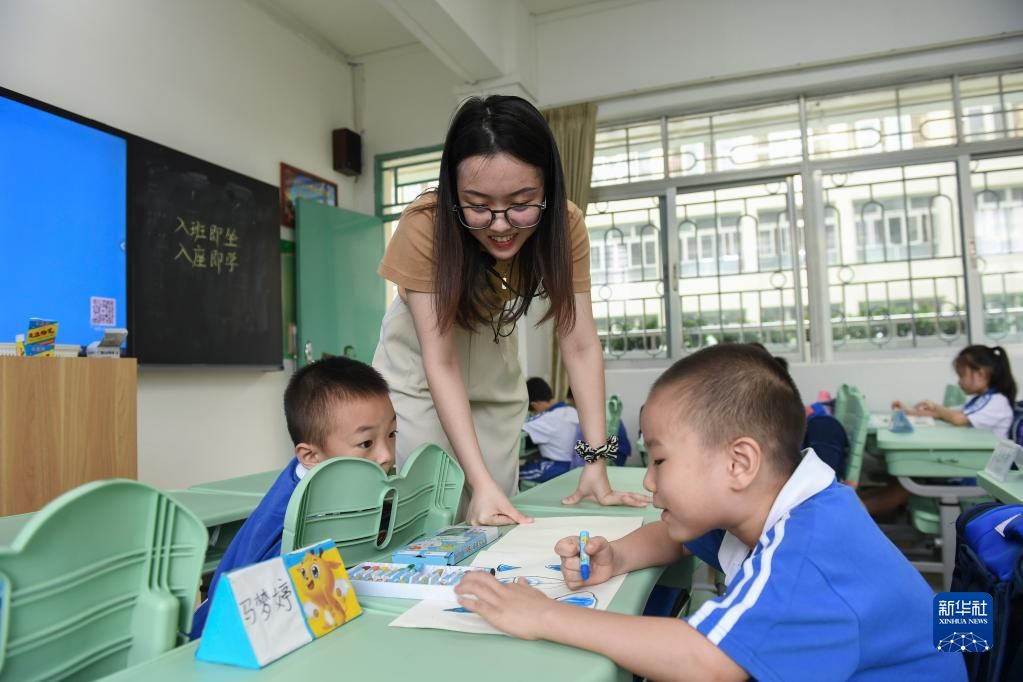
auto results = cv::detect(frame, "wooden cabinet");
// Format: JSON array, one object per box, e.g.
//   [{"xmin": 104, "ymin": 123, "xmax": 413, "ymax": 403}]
[{"xmin": 0, "ymin": 357, "xmax": 136, "ymax": 515}]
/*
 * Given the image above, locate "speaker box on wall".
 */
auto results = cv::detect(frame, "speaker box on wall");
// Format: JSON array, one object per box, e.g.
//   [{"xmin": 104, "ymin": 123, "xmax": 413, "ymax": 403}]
[{"xmin": 332, "ymin": 128, "xmax": 362, "ymax": 177}]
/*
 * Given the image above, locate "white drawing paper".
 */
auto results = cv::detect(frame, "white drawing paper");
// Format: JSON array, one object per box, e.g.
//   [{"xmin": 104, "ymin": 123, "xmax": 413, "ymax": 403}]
[{"xmin": 388, "ymin": 515, "xmax": 642, "ymax": 636}]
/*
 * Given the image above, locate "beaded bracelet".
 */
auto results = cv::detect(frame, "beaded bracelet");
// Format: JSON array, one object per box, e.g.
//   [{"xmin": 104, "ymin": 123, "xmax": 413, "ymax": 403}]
[{"xmin": 574, "ymin": 435, "xmax": 619, "ymax": 464}]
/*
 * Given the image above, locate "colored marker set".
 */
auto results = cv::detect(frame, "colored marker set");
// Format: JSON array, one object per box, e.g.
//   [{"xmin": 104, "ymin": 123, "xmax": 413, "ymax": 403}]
[{"xmin": 349, "ymin": 562, "xmax": 494, "ymax": 601}]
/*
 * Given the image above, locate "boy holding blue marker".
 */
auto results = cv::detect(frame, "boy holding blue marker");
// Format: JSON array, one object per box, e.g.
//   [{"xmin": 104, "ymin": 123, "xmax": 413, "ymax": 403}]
[
  {"xmin": 578, "ymin": 531, "xmax": 591, "ymax": 581},
  {"xmin": 457, "ymin": 345, "xmax": 966, "ymax": 681}
]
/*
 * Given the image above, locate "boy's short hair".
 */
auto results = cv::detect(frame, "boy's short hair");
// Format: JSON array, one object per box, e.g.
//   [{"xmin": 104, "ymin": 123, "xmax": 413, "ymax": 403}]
[
  {"xmin": 284, "ymin": 357, "xmax": 390, "ymax": 447},
  {"xmin": 526, "ymin": 377, "xmax": 554, "ymax": 403},
  {"xmin": 651, "ymin": 344, "xmax": 806, "ymax": 474}
]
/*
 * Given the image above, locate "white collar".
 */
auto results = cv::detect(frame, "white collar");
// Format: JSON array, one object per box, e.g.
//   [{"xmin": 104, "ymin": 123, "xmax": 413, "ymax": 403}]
[
  {"xmin": 295, "ymin": 460, "xmax": 309, "ymax": 480},
  {"xmin": 717, "ymin": 448, "xmax": 836, "ymax": 584}
]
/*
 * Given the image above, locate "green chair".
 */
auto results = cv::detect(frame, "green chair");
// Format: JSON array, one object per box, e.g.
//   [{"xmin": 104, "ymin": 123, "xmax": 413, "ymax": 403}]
[
  {"xmin": 282, "ymin": 443, "xmax": 463, "ymax": 565},
  {"xmin": 943, "ymin": 383, "xmax": 967, "ymax": 408},
  {"xmin": 833, "ymin": 384, "xmax": 870, "ymax": 487},
  {"xmin": 606, "ymin": 394, "xmax": 623, "ymax": 440},
  {"xmin": 0, "ymin": 480, "xmax": 207, "ymax": 681},
  {"xmin": 606, "ymin": 394, "xmax": 627, "ymax": 467}
]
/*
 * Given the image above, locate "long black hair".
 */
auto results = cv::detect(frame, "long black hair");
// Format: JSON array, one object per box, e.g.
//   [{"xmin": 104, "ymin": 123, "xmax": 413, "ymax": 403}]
[
  {"xmin": 954, "ymin": 345, "xmax": 1017, "ymax": 403},
  {"xmin": 419, "ymin": 95, "xmax": 576, "ymax": 336}
]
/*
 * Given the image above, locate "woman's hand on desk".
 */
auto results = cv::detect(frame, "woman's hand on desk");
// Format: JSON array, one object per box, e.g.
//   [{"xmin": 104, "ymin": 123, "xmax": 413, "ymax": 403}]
[
  {"xmin": 467, "ymin": 480, "xmax": 533, "ymax": 526},
  {"xmin": 561, "ymin": 463, "xmax": 651, "ymax": 508}
]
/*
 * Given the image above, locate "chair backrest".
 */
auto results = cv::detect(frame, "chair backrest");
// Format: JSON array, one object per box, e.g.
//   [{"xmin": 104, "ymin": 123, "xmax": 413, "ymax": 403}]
[
  {"xmin": 833, "ymin": 384, "xmax": 870, "ymax": 486},
  {"xmin": 606, "ymin": 394, "xmax": 623, "ymax": 438},
  {"xmin": 943, "ymin": 383, "xmax": 967, "ymax": 408},
  {"xmin": 0, "ymin": 480, "xmax": 206, "ymax": 681},
  {"xmin": 282, "ymin": 443, "xmax": 463, "ymax": 566}
]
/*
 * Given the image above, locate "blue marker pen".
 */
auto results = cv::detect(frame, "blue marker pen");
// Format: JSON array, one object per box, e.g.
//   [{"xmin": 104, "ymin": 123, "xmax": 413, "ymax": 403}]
[{"xmin": 579, "ymin": 531, "xmax": 591, "ymax": 581}]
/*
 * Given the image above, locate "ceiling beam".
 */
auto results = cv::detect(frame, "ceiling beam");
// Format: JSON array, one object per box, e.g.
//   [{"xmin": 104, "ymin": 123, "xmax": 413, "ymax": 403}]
[{"xmin": 377, "ymin": 0, "xmax": 513, "ymax": 83}]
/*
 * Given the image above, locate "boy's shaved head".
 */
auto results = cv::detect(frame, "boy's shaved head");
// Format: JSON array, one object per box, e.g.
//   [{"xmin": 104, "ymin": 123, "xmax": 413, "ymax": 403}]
[
  {"xmin": 650, "ymin": 344, "xmax": 806, "ymax": 474},
  {"xmin": 284, "ymin": 356, "xmax": 390, "ymax": 448}
]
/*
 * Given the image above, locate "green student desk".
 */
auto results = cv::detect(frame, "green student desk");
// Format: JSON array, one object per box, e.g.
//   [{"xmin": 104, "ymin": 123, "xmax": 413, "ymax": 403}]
[
  {"xmin": 102, "ymin": 608, "xmax": 637, "ymax": 682},
  {"xmin": 874, "ymin": 425, "xmax": 997, "ymax": 478},
  {"xmin": 874, "ymin": 425, "xmax": 997, "ymax": 587},
  {"xmin": 511, "ymin": 467, "xmax": 693, "ymax": 591},
  {"xmin": 512, "ymin": 466, "xmax": 656, "ymax": 520},
  {"xmin": 189, "ymin": 469, "xmax": 280, "ymax": 496},
  {"xmin": 977, "ymin": 470, "xmax": 1023, "ymax": 504},
  {"xmin": 0, "ymin": 489, "xmax": 262, "ymax": 574},
  {"xmin": 103, "ymin": 505, "xmax": 666, "ymax": 682},
  {"xmin": 0, "ymin": 490, "xmax": 259, "ymax": 539}
]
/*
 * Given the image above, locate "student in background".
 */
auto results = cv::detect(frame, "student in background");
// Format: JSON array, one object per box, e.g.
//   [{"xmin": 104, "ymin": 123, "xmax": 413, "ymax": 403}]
[
  {"xmin": 864, "ymin": 345, "xmax": 1017, "ymax": 517},
  {"xmin": 567, "ymin": 387, "xmax": 632, "ymax": 466},
  {"xmin": 455, "ymin": 345, "xmax": 963, "ymax": 681},
  {"xmin": 520, "ymin": 377, "xmax": 579, "ymax": 484},
  {"xmin": 892, "ymin": 345, "xmax": 1016, "ymax": 438},
  {"xmin": 190, "ymin": 357, "xmax": 397, "ymax": 638},
  {"xmin": 374, "ymin": 95, "xmax": 647, "ymax": 525}
]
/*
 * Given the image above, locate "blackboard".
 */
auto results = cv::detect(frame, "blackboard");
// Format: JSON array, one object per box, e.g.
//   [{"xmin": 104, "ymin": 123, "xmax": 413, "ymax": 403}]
[{"xmin": 128, "ymin": 140, "xmax": 282, "ymax": 365}]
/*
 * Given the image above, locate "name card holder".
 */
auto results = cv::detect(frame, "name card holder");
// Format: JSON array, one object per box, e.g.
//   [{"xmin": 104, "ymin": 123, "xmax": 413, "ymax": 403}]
[
  {"xmin": 196, "ymin": 540, "xmax": 362, "ymax": 668},
  {"xmin": 984, "ymin": 439, "xmax": 1023, "ymax": 482}
]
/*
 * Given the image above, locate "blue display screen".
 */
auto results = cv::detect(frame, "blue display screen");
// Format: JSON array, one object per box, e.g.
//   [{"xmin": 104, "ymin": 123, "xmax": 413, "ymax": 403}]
[{"xmin": 0, "ymin": 94, "xmax": 127, "ymax": 348}]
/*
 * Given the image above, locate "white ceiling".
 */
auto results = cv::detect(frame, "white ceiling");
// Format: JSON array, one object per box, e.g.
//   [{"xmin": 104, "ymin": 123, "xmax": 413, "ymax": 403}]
[{"xmin": 262, "ymin": 0, "xmax": 610, "ymax": 60}]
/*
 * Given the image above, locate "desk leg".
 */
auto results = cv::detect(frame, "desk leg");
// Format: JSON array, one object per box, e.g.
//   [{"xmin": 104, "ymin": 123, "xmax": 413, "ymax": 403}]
[
  {"xmin": 938, "ymin": 498, "xmax": 958, "ymax": 590},
  {"xmin": 897, "ymin": 477, "xmax": 986, "ymax": 590}
]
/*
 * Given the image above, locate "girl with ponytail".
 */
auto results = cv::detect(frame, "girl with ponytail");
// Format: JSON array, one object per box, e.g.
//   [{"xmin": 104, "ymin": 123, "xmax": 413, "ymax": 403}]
[{"xmin": 892, "ymin": 344, "xmax": 1017, "ymax": 438}]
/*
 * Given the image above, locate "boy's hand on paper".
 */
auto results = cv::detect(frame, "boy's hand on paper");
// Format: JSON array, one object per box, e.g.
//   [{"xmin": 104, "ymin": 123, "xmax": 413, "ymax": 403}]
[
  {"xmin": 467, "ymin": 481, "xmax": 534, "ymax": 526},
  {"xmin": 914, "ymin": 399, "xmax": 939, "ymax": 415},
  {"xmin": 555, "ymin": 534, "xmax": 614, "ymax": 588},
  {"xmin": 562, "ymin": 464, "xmax": 650, "ymax": 508},
  {"xmin": 455, "ymin": 573, "xmax": 550, "ymax": 640}
]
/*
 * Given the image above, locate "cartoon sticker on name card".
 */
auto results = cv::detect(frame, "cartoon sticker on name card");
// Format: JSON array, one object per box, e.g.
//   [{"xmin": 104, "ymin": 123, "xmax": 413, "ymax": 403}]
[{"xmin": 284, "ymin": 544, "xmax": 362, "ymax": 637}]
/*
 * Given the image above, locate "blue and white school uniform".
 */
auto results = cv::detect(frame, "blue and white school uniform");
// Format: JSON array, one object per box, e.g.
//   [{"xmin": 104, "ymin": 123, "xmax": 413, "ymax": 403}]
[
  {"xmin": 683, "ymin": 450, "xmax": 966, "ymax": 682},
  {"xmin": 190, "ymin": 458, "xmax": 306, "ymax": 639},
  {"xmin": 961, "ymin": 390, "xmax": 1013, "ymax": 439},
  {"xmin": 519, "ymin": 402, "xmax": 578, "ymax": 482}
]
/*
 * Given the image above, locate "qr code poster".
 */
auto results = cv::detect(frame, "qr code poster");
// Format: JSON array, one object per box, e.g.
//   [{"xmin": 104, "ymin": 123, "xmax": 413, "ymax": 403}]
[{"xmin": 90, "ymin": 297, "xmax": 116, "ymax": 327}]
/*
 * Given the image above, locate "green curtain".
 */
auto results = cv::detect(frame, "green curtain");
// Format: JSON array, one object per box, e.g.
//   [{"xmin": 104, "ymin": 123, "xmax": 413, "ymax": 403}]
[{"xmin": 542, "ymin": 102, "xmax": 598, "ymax": 400}]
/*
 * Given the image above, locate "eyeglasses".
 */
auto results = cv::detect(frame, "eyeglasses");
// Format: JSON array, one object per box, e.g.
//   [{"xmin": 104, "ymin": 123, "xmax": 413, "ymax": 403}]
[{"xmin": 452, "ymin": 200, "xmax": 546, "ymax": 230}]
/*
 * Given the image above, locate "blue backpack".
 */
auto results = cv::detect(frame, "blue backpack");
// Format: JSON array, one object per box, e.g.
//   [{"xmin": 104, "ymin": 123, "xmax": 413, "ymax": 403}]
[
  {"xmin": 951, "ymin": 502, "xmax": 1023, "ymax": 682},
  {"xmin": 802, "ymin": 402, "xmax": 849, "ymax": 478}
]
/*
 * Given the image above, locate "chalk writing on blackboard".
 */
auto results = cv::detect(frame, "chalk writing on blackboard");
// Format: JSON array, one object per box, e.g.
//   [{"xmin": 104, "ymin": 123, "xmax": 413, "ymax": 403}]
[{"xmin": 172, "ymin": 215, "xmax": 241, "ymax": 274}]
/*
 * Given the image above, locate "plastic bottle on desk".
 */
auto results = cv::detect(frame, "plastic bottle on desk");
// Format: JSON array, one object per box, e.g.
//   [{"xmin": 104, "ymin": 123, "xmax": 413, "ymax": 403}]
[{"xmin": 890, "ymin": 409, "xmax": 914, "ymax": 433}]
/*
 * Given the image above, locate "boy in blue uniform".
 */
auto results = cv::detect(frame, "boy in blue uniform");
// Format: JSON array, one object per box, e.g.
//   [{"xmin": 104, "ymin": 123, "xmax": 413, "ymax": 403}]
[
  {"xmin": 190, "ymin": 356, "xmax": 396, "ymax": 638},
  {"xmin": 519, "ymin": 377, "xmax": 580, "ymax": 483},
  {"xmin": 457, "ymin": 345, "xmax": 966, "ymax": 681}
]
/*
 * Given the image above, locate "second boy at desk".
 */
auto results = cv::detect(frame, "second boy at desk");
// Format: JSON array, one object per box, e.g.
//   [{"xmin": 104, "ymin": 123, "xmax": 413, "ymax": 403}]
[
  {"xmin": 457, "ymin": 345, "xmax": 965, "ymax": 681},
  {"xmin": 519, "ymin": 377, "xmax": 580, "ymax": 484},
  {"xmin": 191, "ymin": 357, "xmax": 397, "ymax": 638}
]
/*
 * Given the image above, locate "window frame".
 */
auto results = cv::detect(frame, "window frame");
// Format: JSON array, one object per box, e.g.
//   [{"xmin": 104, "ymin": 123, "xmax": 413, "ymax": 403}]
[{"xmin": 590, "ymin": 68, "xmax": 1023, "ymax": 365}]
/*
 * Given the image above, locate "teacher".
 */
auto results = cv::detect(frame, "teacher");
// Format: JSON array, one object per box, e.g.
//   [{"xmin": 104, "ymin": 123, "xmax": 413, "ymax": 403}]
[{"xmin": 373, "ymin": 95, "xmax": 649, "ymax": 525}]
